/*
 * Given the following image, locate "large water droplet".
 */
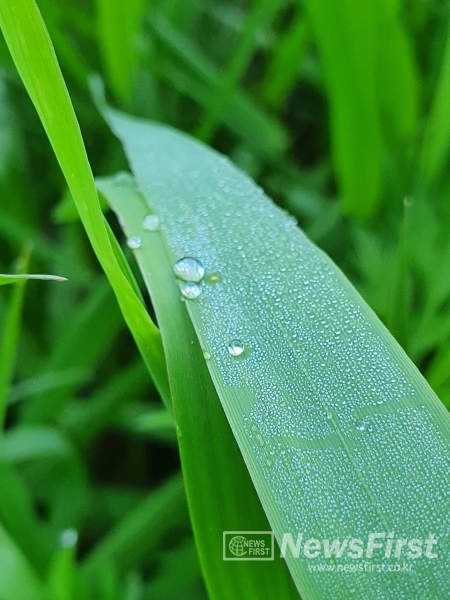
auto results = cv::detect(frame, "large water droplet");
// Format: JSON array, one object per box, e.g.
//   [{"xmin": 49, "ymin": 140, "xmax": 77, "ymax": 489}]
[
  {"xmin": 203, "ymin": 351, "xmax": 211, "ymax": 360},
  {"xmin": 180, "ymin": 282, "xmax": 202, "ymax": 299},
  {"xmin": 127, "ymin": 236, "xmax": 142, "ymax": 249},
  {"xmin": 227, "ymin": 340, "xmax": 244, "ymax": 356},
  {"xmin": 142, "ymin": 214, "xmax": 160, "ymax": 231},
  {"xmin": 173, "ymin": 257, "xmax": 205, "ymax": 282},
  {"xmin": 355, "ymin": 421, "xmax": 366, "ymax": 432}
]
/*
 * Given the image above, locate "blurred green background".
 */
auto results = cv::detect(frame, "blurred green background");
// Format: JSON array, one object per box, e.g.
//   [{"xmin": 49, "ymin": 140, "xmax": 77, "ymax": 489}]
[{"xmin": 1, "ymin": 0, "xmax": 450, "ymax": 597}]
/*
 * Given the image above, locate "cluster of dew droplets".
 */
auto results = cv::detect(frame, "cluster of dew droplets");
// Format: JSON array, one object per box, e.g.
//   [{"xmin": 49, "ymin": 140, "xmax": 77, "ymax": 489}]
[
  {"xmin": 173, "ymin": 257, "xmax": 205, "ymax": 300},
  {"xmin": 127, "ymin": 215, "xmax": 161, "ymax": 249}
]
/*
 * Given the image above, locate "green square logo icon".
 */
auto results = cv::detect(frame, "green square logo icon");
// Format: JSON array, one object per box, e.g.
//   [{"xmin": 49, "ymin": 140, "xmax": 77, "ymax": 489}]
[{"xmin": 223, "ymin": 531, "xmax": 274, "ymax": 560}]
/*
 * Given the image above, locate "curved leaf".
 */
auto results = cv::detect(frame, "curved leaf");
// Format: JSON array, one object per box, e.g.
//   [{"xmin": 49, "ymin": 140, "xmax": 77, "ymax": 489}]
[{"xmin": 103, "ymin": 107, "xmax": 450, "ymax": 599}]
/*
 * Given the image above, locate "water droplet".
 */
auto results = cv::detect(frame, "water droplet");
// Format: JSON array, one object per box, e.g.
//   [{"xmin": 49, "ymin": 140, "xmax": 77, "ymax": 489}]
[
  {"xmin": 127, "ymin": 236, "xmax": 142, "ymax": 249},
  {"xmin": 142, "ymin": 214, "xmax": 160, "ymax": 231},
  {"xmin": 173, "ymin": 257, "xmax": 205, "ymax": 282},
  {"xmin": 60, "ymin": 528, "xmax": 78, "ymax": 548},
  {"xmin": 355, "ymin": 421, "xmax": 366, "ymax": 432},
  {"xmin": 227, "ymin": 340, "xmax": 244, "ymax": 356},
  {"xmin": 180, "ymin": 282, "xmax": 202, "ymax": 299},
  {"xmin": 326, "ymin": 411, "xmax": 332, "ymax": 419},
  {"xmin": 203, "ymin": 351, "xmax": 211, "ymax": 360}
]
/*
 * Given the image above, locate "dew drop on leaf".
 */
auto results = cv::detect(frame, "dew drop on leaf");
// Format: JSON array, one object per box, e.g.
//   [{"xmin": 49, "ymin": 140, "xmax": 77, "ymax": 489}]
[
  {"xmin": 127, "ymin": 236, "xmax": 142, "ymax": 249},
  {"xmin": 173, "ymin": 257, "xmax": 205, "ymax": 282},
  {"xmin": 227, "ymin": 340, "xmax": 245, "ymax": 356},
  {"xmin": 180, "ymin": 282, "xmax": 202, "ymax": 299},
  {"xmin": 142, "ymin": 214, "xmax": 160, "ymax": 231}
]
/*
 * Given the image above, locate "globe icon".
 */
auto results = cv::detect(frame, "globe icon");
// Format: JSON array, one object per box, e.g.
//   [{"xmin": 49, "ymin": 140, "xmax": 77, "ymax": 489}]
[{"xmin": 229, "ymin": 535, "xmax": 247, "ymax": 556}]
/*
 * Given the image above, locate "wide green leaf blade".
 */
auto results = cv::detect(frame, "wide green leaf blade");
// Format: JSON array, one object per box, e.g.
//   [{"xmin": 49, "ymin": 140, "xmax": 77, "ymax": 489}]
[
  {"xmin": 96, "ymin": 175, "xmax": 298, "ymax": 599},
  {"xmin": 103, "ymin": 107, "xmax": 450, "ymax": 599}
]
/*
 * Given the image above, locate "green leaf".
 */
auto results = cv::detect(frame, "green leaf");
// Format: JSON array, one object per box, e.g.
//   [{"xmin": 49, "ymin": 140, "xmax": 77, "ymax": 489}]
[
  {"xmin": 148, "ymin": 13, "xmax": 288, "ymax": 159},
  {"xmin": 0, "ymin": 0, "xmax": 170, "ymax": 408},
  {"xmin": 303, "ymin": 0, "xmax": 383, "ymax": 218},
  {"xmin": 0, "ymin": 275, "xmax": 27, "ymax": 429},
  {"xmin": 0, "ymin": 462, "xmax": 53, "ymax": 575},
  {"xmin": 195, "ymin": 0, "xmax": 283, "ymax": 142},
  {"xmin": 0, "ymin": 522, "xmax": 45, "ymax": 600},
  {"xmin": 81, "ymin": 474, "xmax": 187, "ymax": 583},
  {"xmin": 96, "ymin": 174, "xmax": 298, "ymax": 599},
  {"xmin": 259, "ymin": 9, "xmax": 309, "ymax": 110},
  {"xmin": 0, "ymin": 427, "xmax": 74, "ymax": 463},
  {"xmin": 103, "ymin": 108, "xmax": 450, "ymax": 598},
  {"xmin": 421, "ymin": 19, "xmax": 450, "ymax": 182},
  {"xmin": 0, "ymin": 274, "xmax": 67, "ymax": 286},
  {"xmin": 95, "ymin": 0, "xmax": 146, "ymax": 105}
]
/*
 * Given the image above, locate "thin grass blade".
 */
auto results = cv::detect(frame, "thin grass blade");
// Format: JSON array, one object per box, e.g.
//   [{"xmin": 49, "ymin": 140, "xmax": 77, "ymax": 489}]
[{"xmin": 0, "ymin": 0, "xmax": 170, "ymax": 406}]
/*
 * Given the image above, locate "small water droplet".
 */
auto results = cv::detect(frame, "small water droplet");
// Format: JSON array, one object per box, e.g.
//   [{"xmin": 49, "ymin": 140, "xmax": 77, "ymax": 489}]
[
  {"xmin": 60, "ymin": 528, "xmax": 78, "ymax": 548},
  {"xmin": 180, "ymin": 282, "xmax": 202, "ymax": 299},
  {"xmin": 203, "ymin": 351, "xmax": 211, "ymax": 360},
  {"xmin": 326, "ymin": 411, "xmax": 332, "ymax": 419},
  {"xmin": 127, "ymin": 236, "xmax": 142, "ymax": 249},
  {"xmin": 174, "ymin": 257, "xmax": 205, "ymax": 282},
  {"xmin": 142, "ymin": 214, "xmax": 160, "ymax": 231},
  {"xmin": 227, "ymin": 340, "xmax": 244, "ymax": 356},
  {"xmin": 355, "ymin": 421, "xmax": 366, "ymax": 432}
]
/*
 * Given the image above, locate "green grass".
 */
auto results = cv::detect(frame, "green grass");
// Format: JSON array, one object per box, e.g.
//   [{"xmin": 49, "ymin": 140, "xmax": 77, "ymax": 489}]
[{"xmin": 0, "ymin": 0, "xmax": 450, "ymax": 599}]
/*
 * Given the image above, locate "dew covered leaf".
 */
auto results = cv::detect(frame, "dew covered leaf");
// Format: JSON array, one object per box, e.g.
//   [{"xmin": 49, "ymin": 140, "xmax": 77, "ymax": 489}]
[
  {"xmin": 96, "ymin": 175, "xmax": 298, "ymax": 599},
  {"xmin": 102, "ymin": 107, "xmax": 450, "ymax": 599}
]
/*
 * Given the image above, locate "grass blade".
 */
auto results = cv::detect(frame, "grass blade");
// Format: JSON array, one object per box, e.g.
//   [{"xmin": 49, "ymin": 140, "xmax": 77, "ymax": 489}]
[
  {"xmin": 259, "ymin": 9, "xmax": 309, "ymax": 110},
  {"xmin": 0, "ymin": 274, "xmax": 67, "ymax": 286},
  {"xmin": 0, "ymin": 523, "xmax": 45, "ymax": 600},
  {"xmin": 81, "ymin": 474, "xmax": 187, "ymax": 583},
  {"xmin": 303, "ymin": 0, "xmax": 382, "ymax": 217},
  {"xmin": 95, "ymin": 0, "xmax": 146, "ymax": 104},
  {"xmin": 0, "ymin": 250, "xmax": 31, "ymax": 430},
  {"xmin": 96, "ymin": 174, "xmax": 298, "ymax": 599},
  {"xmin": 103, "ymin": 108, "xmax": 450, "ymax": 598},
  {"xmin": 0, "ymin": 0, "xmax": 170, "ymax": 407},
  {"xmin": 195, "ymin": 0, "xmax": 283, "ymax": 142},
  {"xmin": 421, "ymin": 18, "xmax": 450, "ymax": 182}
]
